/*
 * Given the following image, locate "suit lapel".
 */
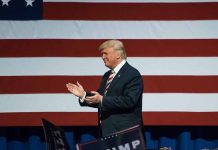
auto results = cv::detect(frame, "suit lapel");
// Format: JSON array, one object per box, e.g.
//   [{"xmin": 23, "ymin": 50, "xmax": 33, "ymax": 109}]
[{"xmin": 106, "ymin": 62, "xmax": 128, "ymax": 93}]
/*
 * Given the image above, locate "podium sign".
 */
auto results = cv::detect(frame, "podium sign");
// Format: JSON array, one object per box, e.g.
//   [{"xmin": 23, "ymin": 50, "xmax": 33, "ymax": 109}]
[
  {"xmin": 76, "ymin": 125, "xmax": 146, "ymax": 150},
  {"xmin": 42, "ymin": 118, "xmax": 70, "ymax": 150}
]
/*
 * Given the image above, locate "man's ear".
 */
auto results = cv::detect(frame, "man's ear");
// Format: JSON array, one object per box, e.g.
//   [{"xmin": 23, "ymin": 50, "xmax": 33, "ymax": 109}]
[{"xmin": 116, "ymin": 51, "xmax": 122, "ymax": 59}]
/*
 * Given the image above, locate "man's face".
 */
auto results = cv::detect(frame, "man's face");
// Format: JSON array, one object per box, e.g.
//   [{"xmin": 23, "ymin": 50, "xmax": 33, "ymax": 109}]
[{"xmin": 101, "ymin": 47, "xmax": 120, "ymax": 69}]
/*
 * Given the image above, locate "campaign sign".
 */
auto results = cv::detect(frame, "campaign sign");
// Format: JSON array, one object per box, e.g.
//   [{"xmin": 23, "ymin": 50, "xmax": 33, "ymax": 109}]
[
  {"xmin": 42, "ymin": 118, "xmax": 70, "ymax": 150},
  {"xmin": 76, "ymin": 125, "xmax": 146, "ymax": 150}
]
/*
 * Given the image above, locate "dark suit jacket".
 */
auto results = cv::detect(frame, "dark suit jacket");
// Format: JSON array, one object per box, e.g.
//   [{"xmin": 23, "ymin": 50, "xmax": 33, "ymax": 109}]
[{"xmin": 80, "ymin": 62, "xmax": 144, "ymax": 137}]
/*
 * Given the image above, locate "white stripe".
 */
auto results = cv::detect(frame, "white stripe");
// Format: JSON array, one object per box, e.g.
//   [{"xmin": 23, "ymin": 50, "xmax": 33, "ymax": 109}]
[
  {"xmin": 142, "ymin": 93, "xmax": 218, "ymax": 112},
  {"xmin": 0, "ymin": 94, "xmax": 96, "ymax": 113},
  {"xmin": 1, "ymin": 21, "xmax": 218, "ymax": 39},
  {"xmin": 0, "ymin": 93, "xmax": 217, "ymax": 112},
  {"xmin": 44, "ymin": 0, "xmax": 218, "ymax": 2},
  {"xmin": 0, "ymin": 57, "xmax": 218, "ymax": 76}
]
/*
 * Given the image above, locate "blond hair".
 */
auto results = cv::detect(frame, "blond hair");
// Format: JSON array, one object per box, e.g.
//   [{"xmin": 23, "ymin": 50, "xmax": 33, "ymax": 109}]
[{"xmin": 98, "ymin": 39, "xmax": 127, "ymax": 59}]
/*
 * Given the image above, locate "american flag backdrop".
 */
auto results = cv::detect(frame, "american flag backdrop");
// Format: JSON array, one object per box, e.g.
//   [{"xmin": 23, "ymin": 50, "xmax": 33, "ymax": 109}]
[{"xmin": 0, "ymin": 0, "xmax": 218, "ymax": 126}]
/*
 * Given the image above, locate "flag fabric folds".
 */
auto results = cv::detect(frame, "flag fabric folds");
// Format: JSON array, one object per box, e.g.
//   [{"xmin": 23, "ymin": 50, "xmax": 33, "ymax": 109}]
[{"xmin": 0, "ymin": 0, "xmax": 218, "ymax": 126}]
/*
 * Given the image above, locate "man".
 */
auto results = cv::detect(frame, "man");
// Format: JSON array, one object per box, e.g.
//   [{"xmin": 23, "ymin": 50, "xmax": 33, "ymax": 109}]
[{"xmin": 66, "ymin": 40, "xmax": 144, "ymax": 137}]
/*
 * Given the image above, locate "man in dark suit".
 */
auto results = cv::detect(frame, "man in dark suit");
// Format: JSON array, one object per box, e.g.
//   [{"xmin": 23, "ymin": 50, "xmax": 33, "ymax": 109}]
[{"xmin": 66, "ymin": 40, "xmax": 144, "ymax": 137}]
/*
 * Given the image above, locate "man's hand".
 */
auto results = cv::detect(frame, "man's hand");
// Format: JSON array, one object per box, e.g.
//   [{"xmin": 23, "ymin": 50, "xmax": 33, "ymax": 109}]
[
  {"xmin": 85, "ymin": 91, "xmax": 103, "ymax": 105},
  {"xmin": 66, "ymin": 81, "xmax": 85, "ymax": 98}
]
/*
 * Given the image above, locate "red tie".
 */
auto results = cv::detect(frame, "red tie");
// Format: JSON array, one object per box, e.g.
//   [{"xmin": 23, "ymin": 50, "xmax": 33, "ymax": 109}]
[{"xmin": 104, "ymin": 70, "xmax": 115, "ymax": 95}]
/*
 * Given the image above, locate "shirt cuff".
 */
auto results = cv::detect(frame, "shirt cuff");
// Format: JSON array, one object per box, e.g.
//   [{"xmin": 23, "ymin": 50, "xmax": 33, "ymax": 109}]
[
  {"xmin": 100, "ymin": 96, "xmax": 103, "ymax": 106},
  {"xmin": 79, "ymin": 92, "xmax": 86, "ymax": 103}
]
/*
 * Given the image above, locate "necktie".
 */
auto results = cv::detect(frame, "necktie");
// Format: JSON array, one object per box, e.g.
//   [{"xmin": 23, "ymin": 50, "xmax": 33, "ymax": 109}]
[
  {"xmin": 104, "ymin": 70, "xmax": 115, "ymax": 95},
  {"xmin": 99, "ymin": 70, "xmax": 115, "ymax": 137}
]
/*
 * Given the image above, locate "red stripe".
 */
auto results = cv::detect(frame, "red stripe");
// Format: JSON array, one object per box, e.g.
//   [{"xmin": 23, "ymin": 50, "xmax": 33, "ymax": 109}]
[
  {"xmin": 1, "ymin": 39, "xmax": 218, "ymax": 57},
  {"xmin": 0, "ymin": 76, "xmax": 101, "ymax": 94},
  {"xmin": 142, "ymin": 112, "xmax": 218, "ymax": 126},
  {"xmin": 1, "ymin": 76, "xmax": 218, "ymax": 94},
  {"xmin": 0, "ymin": 112, "xmax": 217, "ymax": 126},
  {"xmin": 144, "ymin": 76, "xmax": 218, "ymax": 93},
  {"xmin": 43, "ymin": 2, "xmax": 218, "ymax": 20}
]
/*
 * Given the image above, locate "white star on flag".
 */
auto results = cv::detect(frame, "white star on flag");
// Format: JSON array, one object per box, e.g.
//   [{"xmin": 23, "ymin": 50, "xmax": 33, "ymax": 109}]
[
  {"xmin": 1, "ymin": 0, "xmax": 11, "ymax": 6},
  {"xmin": 25, "ymin": 0, "xmax": 35, "ymax": 7}
]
